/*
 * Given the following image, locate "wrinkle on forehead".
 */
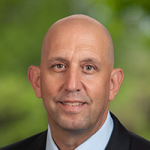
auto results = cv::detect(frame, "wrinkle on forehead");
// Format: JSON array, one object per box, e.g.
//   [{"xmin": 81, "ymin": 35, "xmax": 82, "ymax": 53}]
[{"xmin": 41, "ymin": 14, "xmax": 114, "ymax": 69}]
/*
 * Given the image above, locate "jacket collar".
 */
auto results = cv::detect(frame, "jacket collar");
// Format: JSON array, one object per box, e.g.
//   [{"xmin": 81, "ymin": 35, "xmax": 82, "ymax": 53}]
[
  {"xmin": 27, "ymin": 130, "xmax": 47, "ymax": 150},
  {"xmin": 105, "ymin": 112, "xmax": 130, "ymax": 150}
]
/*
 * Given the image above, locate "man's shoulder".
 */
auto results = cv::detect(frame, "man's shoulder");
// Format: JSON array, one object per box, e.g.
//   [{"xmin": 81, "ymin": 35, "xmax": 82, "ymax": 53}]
[
  {"xmin": 129, "ymin": 131, "xmax": 150, "ymax": 150},
  {"xmin": 0, "ymin": 130, "xmax": 47, "ymax": 150},
  {"xmin": 107, "ymin": 112, "xmax": 150, "ymax": 150}
]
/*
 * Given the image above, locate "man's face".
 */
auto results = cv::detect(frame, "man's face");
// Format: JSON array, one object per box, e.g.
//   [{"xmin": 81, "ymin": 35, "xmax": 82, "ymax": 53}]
[{"xmin": 40, "ymin": 23, "xmax": 112, "ymax": 133}]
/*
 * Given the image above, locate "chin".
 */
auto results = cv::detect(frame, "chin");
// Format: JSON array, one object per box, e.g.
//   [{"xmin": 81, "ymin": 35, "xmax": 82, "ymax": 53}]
[{"xmin": 57, "ymin": 117, "xmax": 90, "ymax": 132}]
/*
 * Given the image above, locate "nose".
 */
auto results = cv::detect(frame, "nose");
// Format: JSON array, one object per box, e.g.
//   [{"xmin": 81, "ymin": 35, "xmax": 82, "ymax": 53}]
[{"xmin": 64, "ymin": 68, "xmax": 82, "ymax": 92}]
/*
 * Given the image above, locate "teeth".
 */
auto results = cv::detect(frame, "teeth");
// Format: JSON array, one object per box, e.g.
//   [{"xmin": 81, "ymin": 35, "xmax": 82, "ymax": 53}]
[{"xmin": 62, "ymin": 102, "xmax": 84, "ymax": 106}]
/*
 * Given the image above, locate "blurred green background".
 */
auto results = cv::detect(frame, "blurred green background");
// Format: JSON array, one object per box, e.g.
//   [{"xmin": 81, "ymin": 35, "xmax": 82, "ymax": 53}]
[{"xmin": 0, "ymin": 0, "xmax": 150, "ymax": 147}]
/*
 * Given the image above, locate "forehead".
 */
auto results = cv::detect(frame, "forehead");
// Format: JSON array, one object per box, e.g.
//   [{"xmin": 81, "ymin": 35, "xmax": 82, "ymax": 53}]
[
  {"xmin": 41, "ymin": 19, "xmax": 112, "ymax": 66},
  {"xmin": 44, "ymin": 27, "xmax": 109, "ymax": 62},
  {"xmin": 47, "ymin": 40, "xmax": 104, "ymax": 63}
]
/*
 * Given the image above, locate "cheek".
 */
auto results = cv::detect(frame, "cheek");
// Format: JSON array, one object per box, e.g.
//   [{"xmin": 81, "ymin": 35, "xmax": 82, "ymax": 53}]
[
  {"xmin": 41, "ymin": 71, "xmax": 65, "ymax": 99},
  {"xmin": 82, "ymin": 74, "xmax": 110, "ymax": 103},
  {"xmin": 82, "ymin": 75, "xmax": 110, "ymax": 125},
  {"xmin": 40, "ymin": 72, "xmax": 65, "ymax": 115}
]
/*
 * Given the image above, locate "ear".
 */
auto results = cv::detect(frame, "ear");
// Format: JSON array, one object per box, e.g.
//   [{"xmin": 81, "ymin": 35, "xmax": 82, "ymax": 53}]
[
  {"xmin": 28, "ymin": 65, "xmax": 42, "ymax": 98},
  {"xmin": 109, "ymin": 68, "xmax": 124, "ymax": 101}
]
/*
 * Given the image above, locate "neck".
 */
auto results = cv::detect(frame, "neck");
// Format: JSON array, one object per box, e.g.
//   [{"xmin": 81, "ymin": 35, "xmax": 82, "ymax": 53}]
[{"xmin": 52, "ymin": 130, "xmax": 91, "ymax": 150}]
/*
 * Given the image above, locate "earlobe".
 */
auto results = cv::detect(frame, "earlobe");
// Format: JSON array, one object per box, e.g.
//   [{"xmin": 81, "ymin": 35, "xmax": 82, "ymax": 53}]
[
  {"xmin": 28, "ymin": 65, "xmax": 42, "ymax": 98},
  {"xmin": 109, "ymin": 68, "xmax": 124, "ymax": 101}
]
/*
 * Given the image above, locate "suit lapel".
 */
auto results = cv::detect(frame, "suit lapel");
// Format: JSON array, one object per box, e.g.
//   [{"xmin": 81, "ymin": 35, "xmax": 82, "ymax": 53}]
[
  {"xmin": 105, "ymin": 113, "xmax": 130, "ymax": 150},
  {"xmin": 27, "ymin": 130, "xmax": 47, "ymax": 150}
]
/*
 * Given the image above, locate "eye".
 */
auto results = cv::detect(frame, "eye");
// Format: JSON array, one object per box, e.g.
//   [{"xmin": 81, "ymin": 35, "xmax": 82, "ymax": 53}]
[
  {"xmin": 54, "ymin": 64, "xmax": 65, "ymax": 69},
  {"xmin": 83, "ymin": 65, "xmax": 94, "ymax": 71}
]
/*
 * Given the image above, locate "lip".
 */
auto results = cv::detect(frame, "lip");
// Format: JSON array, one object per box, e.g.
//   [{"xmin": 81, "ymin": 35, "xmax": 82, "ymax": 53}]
[{"xmin": 57, "ymin": 100, "xmax": 87, "ymax": 114}]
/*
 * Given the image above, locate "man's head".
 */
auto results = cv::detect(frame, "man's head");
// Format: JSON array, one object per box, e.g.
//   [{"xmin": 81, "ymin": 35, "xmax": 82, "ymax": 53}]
[{"xmin": 28, "ymin": 14, "xmax": 124, "ymax": 136}]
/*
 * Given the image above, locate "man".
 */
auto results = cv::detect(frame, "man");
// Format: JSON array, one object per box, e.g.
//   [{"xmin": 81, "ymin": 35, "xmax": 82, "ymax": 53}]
[{"xmin": 1, "ymin": 14, "xmax": 150, "ymax": 150}]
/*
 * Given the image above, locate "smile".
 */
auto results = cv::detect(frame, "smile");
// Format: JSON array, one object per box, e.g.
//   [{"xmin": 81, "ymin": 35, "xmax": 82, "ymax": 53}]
[{"xmin": 60, "ymin": 102, "xmax": 85, "ymax": 106}]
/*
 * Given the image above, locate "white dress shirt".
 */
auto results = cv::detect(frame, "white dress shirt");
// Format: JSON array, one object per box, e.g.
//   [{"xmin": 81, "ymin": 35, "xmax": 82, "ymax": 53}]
[{"xmin": 46, "ymin": 111, "xmax": 114, "ymax": 150}]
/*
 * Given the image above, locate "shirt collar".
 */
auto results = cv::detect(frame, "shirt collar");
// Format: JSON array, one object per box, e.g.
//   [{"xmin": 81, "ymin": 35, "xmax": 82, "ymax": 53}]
[{"xmin": 46, "ymin": 111, "xmax": 114, "ymax": 150}]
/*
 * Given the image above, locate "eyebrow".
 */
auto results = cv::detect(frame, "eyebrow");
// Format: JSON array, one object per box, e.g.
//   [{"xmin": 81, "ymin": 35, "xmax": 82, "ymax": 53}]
[
  {"xmin": 80, "ymin": 58, "xmax": 101, "ymax": 66},
  {"xmin": 47, "ymin": 56, "xmax": 101, "ymax": 67},
  {"xmin": 47, "ymin": 57, "xmax": 69, "ymax": 65}
]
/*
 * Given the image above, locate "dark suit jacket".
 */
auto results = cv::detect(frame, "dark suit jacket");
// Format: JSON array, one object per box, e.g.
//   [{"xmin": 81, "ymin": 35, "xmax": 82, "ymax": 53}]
[{"xmin": 1, "ymin": 113, "xmax": 150, "ymax": 150}]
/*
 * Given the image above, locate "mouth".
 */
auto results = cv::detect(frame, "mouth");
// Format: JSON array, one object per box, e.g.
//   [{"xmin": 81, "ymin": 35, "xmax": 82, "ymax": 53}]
[
  {"xmin": 57, "ymin": 100, "xmax": 87, "ymax": 113},
  {"xmin": 60, "ymin": 102, "xmax": 86, "ymax": 106}
]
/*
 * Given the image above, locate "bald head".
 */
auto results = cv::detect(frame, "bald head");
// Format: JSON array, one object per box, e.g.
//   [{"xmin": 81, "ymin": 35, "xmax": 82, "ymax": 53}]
[
  {"xmin": 41, "ymin": 14, "xmax": 114, "ymax": 69},
  {"xmin": 28, "ymin": 15, "xmax": 124, "ymax": 144}
]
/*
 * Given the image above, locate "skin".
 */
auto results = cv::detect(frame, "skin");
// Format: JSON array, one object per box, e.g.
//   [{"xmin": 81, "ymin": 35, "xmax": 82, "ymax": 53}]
[{"xmin": 28, "ymin": 15, "xmax": 124, "ymax": 150}]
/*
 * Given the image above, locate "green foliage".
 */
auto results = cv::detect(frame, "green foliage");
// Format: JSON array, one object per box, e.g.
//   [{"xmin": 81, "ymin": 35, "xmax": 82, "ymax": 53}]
[{"xmin": 0, "ymin": 0, "xmax": 150, "ymax": 147}]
